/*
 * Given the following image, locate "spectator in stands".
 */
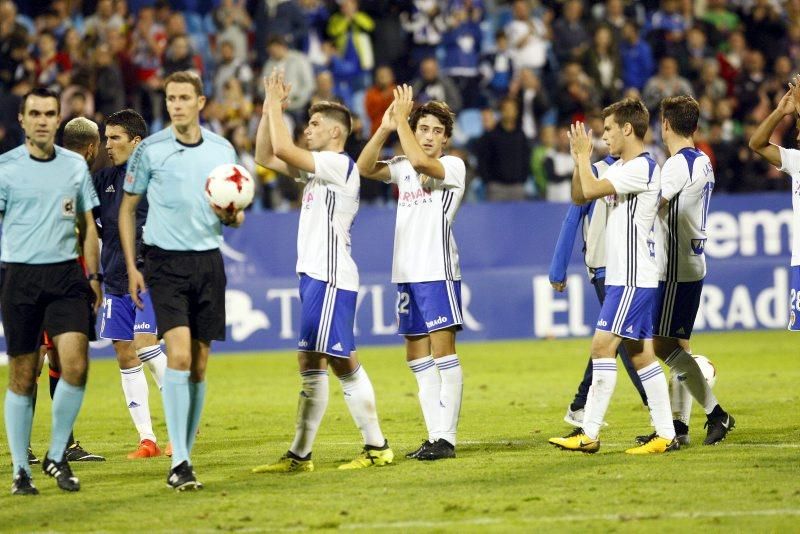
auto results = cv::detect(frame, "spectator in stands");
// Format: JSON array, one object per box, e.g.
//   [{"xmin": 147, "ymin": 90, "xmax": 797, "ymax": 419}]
[
  {"xmin": 505, "ymin": 0, "xmax": 550, "ymax": 73},
  {"xmin": 259, "ymin": 35, "xmax": 315, "ymax": 117},
  {"xmin": 365, "ymin": 65, "xmax": 395, "ymax": 135},
  {"xmin": 701, "ymin": 0, "xmax": 740, "ymax": 43},
  {"xmin": 35, "ymin": 31, "xmax": 71, "ymax": 91},
  {"xmin": 583, "ymin": 24, "xmax": 622, "ymax": 107},
  {"xmin": 130, "ymin": 6, "xmax": 167, "ymax": 125},
  {"xmin": 84, "ymin": 0, "xmax": 124, "ymax": 44},
  {"xmin": 555, "ymin": 61, "xmax": 597, "ymax": 125},
  {"xmin": 218, "ymin": 77, "xmax": 254, "ymax": 131},
  {"xmin": 530, "ymin": 124, "xmax": 554, "ymax": 198},
  {"xmin": 162, "ymin": 35, "xmax": 200, "ymax": 78},
  {"xmin": 298, "ymin": 0, "xmax": 330, "ymax": 68},
  {"xmin": 92, "ymin": 42, "xmax": 125, "ymax": 119},
  {"xmin": 552, "ymin": 0, "xmax": 590, "ymax": 64},
  {"xmin": 620, "ymin": 21, "xmax": 655, "ymax": 92},
  {"xmin": 327, "ymin": 0, "xmax": 374, "ymax": 91},
  {"xmin": 411, "ymin": 56, "xmax": 462, "ymax": 113},
  {"xmin": 318, "ymin": 40, "xmax": 357, "ymax": 108},
  {"xmin": 696, "ymin": 59, "xmax": 727, "ymax": 102},
  {"xmin": 512, "ymin": 67, "xmax": 551, "ymax": 143},
  {"xmin": 251, "ymin": 0, "xmax": 308, "ymax": 66},
  {"xmin": 213, "ymin": 0, "xmax": 251, "ymax": 64},
  {"xmin": 401, "ymin": 0, "xmax": 448, "ymax": 69},
  {"xmin": 642, "ymin": 56, "xmax": 693, "ymax": 114},
  {"xmin": 477, "ymin": 98, "xmax": 531, "ymax": 202},
  {"xmin": 309, "ymin": 70, "xmax": 343, "ymax": 106},
  {"xmin": 680, "ymin": 26, "xmax": 714, "ymax": 82},
  {"xmin": 646, "ymin": 0, "xmax": 690, "ymax": 57},
  {"xmin": 591, "ymin": 0, "xmax": 630, "ymax": 32},
  {"xmin": 734, "ymin": 49, "xmax": 767, "ymax": 120},
  {"xmin": 479, "ymin": 30, "xmax": 513, "ymax": 106},
  {"xmin": 362, "ymin": 0, "xmax": 412, "ymax": 81},
  {"xmin": 213, "ymin": 39, "xmax": 254, "ymax": 99},
  {"xmin": 742, "ymin": 0, "xmax": 787, "ymax": 64},
  {"xmin": 441, "ymin": 2, "xmax": 482, "ymax": 108},
  {"xmin": 543, "ymin": 125, "xmax": 574, "ymax": 203}
]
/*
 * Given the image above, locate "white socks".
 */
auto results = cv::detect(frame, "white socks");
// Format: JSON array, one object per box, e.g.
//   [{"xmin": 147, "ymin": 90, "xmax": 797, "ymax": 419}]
[
  {"xmin": 120, "ymin": 364, "xmax": 156, "ymax": 443},
  {"xmin": 665, "ymin": 348, "xmax": 718, "ymax": 414},
  {"xmin": 638, "ymin": 361, "xmax": 676, "ymax": 440},
  {"xmin": 670, "ymin": 372, "xmax": 693, "ymax": 425},
  {"xmin": 136, "ymin": 345, "xmax": 167, "ymax": 390},
  {"xmin": 434, "ymin": 354, "xmax": 462, "ymax": 446},
  {"xmin": 582, "ymin": 358, "xmax": 617, "ymax": 440},
  {"xmin": 289, "ymin": 370, "xmax": 329, "ymax": 458},
  {"xmin": 408, "ymin": 356, "xmax": 441, "ymax": 442},
  {"xmin": 338, "ymin": 365, "xmax": 385, "ymax": 448}
]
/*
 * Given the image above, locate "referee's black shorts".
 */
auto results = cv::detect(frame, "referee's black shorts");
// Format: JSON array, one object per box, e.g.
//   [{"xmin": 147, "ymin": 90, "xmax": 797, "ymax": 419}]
[
  {"xmin": 0, "ymin": 260, "xmax": 95, "ymax": 356},
  {"xmin": 143, "ymin": 246, "xmax": 227, "ymax": 343}
]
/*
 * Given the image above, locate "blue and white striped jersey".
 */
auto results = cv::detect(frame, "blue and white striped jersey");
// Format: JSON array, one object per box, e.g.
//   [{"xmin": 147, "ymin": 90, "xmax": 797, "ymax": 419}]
[{"xmin": 656, "ymin": 147, "xmax": 714, "ymax": 282}]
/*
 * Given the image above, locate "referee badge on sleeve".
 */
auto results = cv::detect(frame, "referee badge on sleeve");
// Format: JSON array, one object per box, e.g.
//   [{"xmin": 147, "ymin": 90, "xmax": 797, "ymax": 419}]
[{"xmin": 62, "ymin": 197, "xmax": 76, "ymax": 217}]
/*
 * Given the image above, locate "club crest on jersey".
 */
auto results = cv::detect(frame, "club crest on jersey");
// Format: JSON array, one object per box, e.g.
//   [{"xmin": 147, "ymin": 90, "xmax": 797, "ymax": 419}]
[
  {"xmin": 61, "ymin": 197, "xmax": 75, "ymax": 217},
  {"xmin": 690, "ymin": 238, "xmax": 706, "ymax": 255},
  {"xmin": 790, "ymin": 310, "xmax": 796, "ymax": 329},
  {"xmin": 125, "ymin": 173, "xmax": 134, "ymax": 184}
]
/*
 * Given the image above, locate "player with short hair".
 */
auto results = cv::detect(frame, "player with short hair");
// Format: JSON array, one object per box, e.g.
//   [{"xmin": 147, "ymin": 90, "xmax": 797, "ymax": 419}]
[
  {"xmin": 251, "ymin": 70, "xmax": 393, "ymax": 473},
  {"xmin": 2, "ymin": 87, "xmax": 102, "ymax": 495},
  {"xmin": 549, "ymin": 98, "xmax": 678, "ymax": 454},
  {"xmin": 94, "ymin": 108, "xmax": 169, "ymax": 459},
  {"xmin": 120, "ymin": 71, "xmax": 244, "ymax": 491},
  {"xmin": 638, "ymin": 95, "xmax": 735, "ymax": 446},
  {"xmin": 357, "ymin": 85, "xmax": 465, "ymax": 461},
  {"xmin": 749, "ymin": 81, "xmax": 800, "ymax": 331}
]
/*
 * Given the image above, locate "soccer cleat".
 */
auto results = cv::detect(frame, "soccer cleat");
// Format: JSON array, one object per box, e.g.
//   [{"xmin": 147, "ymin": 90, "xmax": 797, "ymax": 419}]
[
  {"xmin": 549, "ymin": 431, "xmax": 600, "ymax": 453},
  {"xmin": 251, "ymin": 452, "xmax": 314, "ymax": 473},
  {"xmin": 166, "ymin": 461, "xmax": 201, "ymax": 491},
  {"xmin": 704, "ymin": 413, "xmax": 735, "ymax": 445},
  {"xmin": 405, "ymin": 440, "xmax": 433, "ymax": 459},
  {"xmin": 42, "ymin": 455, "xmax": 80, "ymax": 491},
  {"xmin": 28, "ymin": 448, "xmax": 40, "ymax": 465},
  {"xmin": 127, "ymin": 439, "xmax": 162, "ymax": 459},
  {"xmin": 625, "ymin": 436, "xmax": 680, "ymax": 455},
  {"xmin": 636, "ymin": 420, "xmax": 689, "ymax": 446},
  {"xmin": 164, "ymin": 442, "xmax": 173, "ymax": 457},
  {"xmin": 563, "ymin": 406, "xmax": 585, "ymax": 427},
  {"xmin": 416, "ymin": 439, "xmax": 456, "ymax": 461},
  {"xmin": 65, "ymin": 442, "xmax": 105, "ymax": 462},
  {"xmin": 11, "ymin": 468, "xmax": 38, "ymax": 495},
  {"xmin": 338, "ymin": 441, "xmax": 395, "ymax": 470}
]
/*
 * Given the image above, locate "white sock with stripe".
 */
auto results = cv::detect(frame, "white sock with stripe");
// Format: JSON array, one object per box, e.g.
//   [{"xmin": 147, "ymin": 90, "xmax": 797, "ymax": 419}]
[
  {"xmin": 434, "ymin": 354, "xmax": 462, "ymax": 446},
  {"xmin": 408, "ymin": 356, "xmax": 441, "ymax": 442},
  {"xmin": 120, "ymin": 364, "xmax": 156, "ymax": 443},
  {"xmin": 664, "ymin": 348, "xmax": 719, "ymax": 414},
  {"xmin": 582, "ymin": 358, "xmax": 617, "ymax": 440},
  {"xmin": 289, "ymin": 370, "xmax": 329, "ymax": 458},
  {"xmin": 637, "ymin": 362, "xmax": 676, "ymax": 440},
  {"xmin": 669, "ymin": 371, "xmax": 693, "ymax": 425},
  {"xmin": 338, "ymin": 365, "xmax": 385, "ymax": 448},
  {"xmin": 136, "ymin": 345, "xmax": 167, "ymax": 390}
]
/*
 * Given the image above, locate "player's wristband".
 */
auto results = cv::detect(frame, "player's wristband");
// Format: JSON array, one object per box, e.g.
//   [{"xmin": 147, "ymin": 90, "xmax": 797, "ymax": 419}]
[{"xmin": 87, "ymin": 273, "xmax": 104, "ymax": 283}]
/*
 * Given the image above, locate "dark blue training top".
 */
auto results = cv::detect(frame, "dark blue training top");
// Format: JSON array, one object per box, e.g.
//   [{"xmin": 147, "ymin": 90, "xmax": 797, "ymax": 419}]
[{"xmin": 92, "ymin": 163, "xmax": 149, "ymax": 296}]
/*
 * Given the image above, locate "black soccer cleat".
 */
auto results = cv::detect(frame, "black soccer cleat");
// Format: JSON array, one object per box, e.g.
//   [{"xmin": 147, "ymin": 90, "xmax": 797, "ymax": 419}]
[
  {"xmin": 416, "ymin": 439, "xmax": 456, "ymax": 461},
  {"xmin": 634, "ymin": 431, "xmax": 656, "ymax": 445},
  {"xmin": 704, "ymin": 413, "xmax": 735, "ymax": 445},
  {"xmin": 167, "ymin": 461, "xmax": 201, "ymax": 491},
  {"xmin": 405, "ymin": 440, "xmax": 433, "ymax": 459},
  {"xmin": 11, "ymin": 468, "xmax": 39, "ymax": 495},
  {"xmin": 65, "ymin": 442, "xmax": 105, "ymax": 462},
  {"xmin": 42, "ymin": 455, "xmax": 80, "ymax": 492},
  {"xmin": 28, "ymin": 447, "xmax": 40, "ymax": 465}
]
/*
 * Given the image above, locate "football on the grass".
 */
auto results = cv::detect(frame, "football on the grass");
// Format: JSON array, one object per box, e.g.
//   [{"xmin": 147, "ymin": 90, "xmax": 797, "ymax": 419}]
[
  {"xmin": 693, "ymin": 355, "xmax": 717, "ymax": 388},
  {"xmin": 205, "ymin": 163, "xmax": 255, "ymax": 213}
]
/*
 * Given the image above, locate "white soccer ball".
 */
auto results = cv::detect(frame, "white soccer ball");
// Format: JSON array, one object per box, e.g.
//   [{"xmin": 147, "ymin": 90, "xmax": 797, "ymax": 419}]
[
  {"xmin": 205, "ymin": 163, "xmax": 255, "ymax": 213},
  {"xmin": 693, "ymin": 355, "xmax": 717, "ymax": 388}
]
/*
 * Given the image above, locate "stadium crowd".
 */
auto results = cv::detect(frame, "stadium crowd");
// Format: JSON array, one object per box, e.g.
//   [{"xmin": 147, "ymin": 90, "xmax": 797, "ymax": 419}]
[{"xmin": 0, "ymin": 0, "xmax": 797, "ymax": 207}]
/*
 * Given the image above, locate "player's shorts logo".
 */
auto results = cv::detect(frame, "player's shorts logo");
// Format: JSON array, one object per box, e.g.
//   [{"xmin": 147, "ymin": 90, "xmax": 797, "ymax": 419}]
[
  {"xmin": 691, "ymin": 238, "xmax": 706, "ymax": 255},
  {"xmin": 61, "ymin": 197, "xmax": 75, "ymax": 217},
  {"xmin": 425, "ymin": 315, "xmax": 449, "ymax": 328},
  {"xmin": 299, "ymin": 339, "xmax": 309, "ymax": 348},
  {"xmin": 597, "ymin": 319, "xmax": 608, "ymax": 327},
  {"xmin": 133, "ymin": 322, "xmax": 151, "ymax": 330}
]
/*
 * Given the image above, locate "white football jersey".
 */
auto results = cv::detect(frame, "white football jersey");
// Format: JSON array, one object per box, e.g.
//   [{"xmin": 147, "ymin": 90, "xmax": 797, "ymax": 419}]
[
  {"xmin": 583, "ymin": 156, "xmax": 617, "ymax": 270},
  {"xmin": 656, "ymin": 147, "xmax": 714, "ymax": 282},
  {"xmin": 777, "ymin": 146, "xmax": 800, "ymax": 266},
  {"xmin": 602, "ymin": 153, "xmax": 661, "ymax": 287},
  {"xmin": 296, "ymin": 151, "xmax": 360, "ymax": 291},
  {"xmin": 386, "ymin": 155, "xmax": 466, "ymax": 283}
]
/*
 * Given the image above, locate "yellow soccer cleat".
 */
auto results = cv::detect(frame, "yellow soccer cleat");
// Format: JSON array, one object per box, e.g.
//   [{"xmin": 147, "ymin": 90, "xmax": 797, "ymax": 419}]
[
  {"xmin": 625, "ymin": 435, "xmax": 680, "ymax": 455},
  {"xmin": 338, "ymin": 443, "xmax": 395, "ymax": 470},
  {"xmin": 548, "ymin": 429, "xmax": 600, "ymax": 454},
  {"xmin": 252, "ymin": 453, "xmax": 314, "ymax": 473}
]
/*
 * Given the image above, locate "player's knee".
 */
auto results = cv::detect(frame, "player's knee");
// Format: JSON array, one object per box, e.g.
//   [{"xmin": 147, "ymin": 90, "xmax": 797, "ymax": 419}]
[
  {"xmin": 60, "ymin": 359, "xmax": 88, "ymax": 387},
  {"xmin": 9, "ymin": 372, "xmax": 36, "ymax": 396}
]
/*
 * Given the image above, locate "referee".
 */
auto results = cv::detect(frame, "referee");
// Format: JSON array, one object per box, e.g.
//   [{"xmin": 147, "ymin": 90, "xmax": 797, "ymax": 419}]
[
  {"xmin": 119, "ymin": 71, "xmax": 244, "ymax": 491},
  {"xmin": 1, "ymin": 88, "xmax": 102, "ymax": 495}
]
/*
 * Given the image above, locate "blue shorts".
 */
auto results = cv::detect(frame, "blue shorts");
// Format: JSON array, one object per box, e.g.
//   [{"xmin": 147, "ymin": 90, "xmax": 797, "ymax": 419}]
[
  {"xmin": 596, "ymin": 285, "xmax": 657, "ymax": 340},
  {"xmin": 790, "ymin": 266, "xmax": 800, "ymax": 331},
  {"xmin": 652, "ymin": 280, "xmax": 703, "ymax": 339},
  {"xmin": 397, "ymin": 280, "xmax": 463, "ymax": 336},
  {"xmin": 99, "ymin": 291, "xmax": 158, "ymax": 341},
  {"xmin": 297, "ymin": 274, "xmax": 356, "ymax": 358}
]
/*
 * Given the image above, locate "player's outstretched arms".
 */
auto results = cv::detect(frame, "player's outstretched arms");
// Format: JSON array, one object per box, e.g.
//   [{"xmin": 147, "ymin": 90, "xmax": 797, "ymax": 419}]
[
  {"xmin": 749, "ymin": 85, "xmax": 797, "ymax": 167},
  {"xmin": 255, "ymin": 71, "xmax": 300, "ymax": 178},
  {"xmin": 267, "ymin": 70, "xmax": 316, "ymax": 174},
  {"xmin": 393, "ymin": 84, "xmax": 447, "ymax": 180},
  {"xmin": 119, "ymin": 191, "xmax": 146, "ymax": 309},
  {"xmin": 357, "ymin": 103, "xmax": 395, "ymax": 181},
  {"xmin": 570, "ymin": 122, "xmax": 615, "ymax": 202}
]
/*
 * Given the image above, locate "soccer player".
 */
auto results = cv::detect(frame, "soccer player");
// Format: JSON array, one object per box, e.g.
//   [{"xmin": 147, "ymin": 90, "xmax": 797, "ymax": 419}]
[
  {"xmin": 2, "ymin": 88, "xmax": 102, "ymax": 495},
  {"xmin": 251, "ymin": 70, "xmax": 393, "ymax": 473},
  {"xmin": 749, "ymin": 82, "xmax": 800, "ymax": 332},
  {"xmin": 638, "ymin": 95, "xmax": 735, "ymax": 446},
  {"xmin": 548, "ymin": 98, "xmax": 677, "ymax": 454},
  {"xmin": 549, "ymin": 155, "xmax": 650, "ymax": 428},
  {"xmin": 120, "ymin": 71, "xmax": 244, "ymax": 491},
  {"xmin": 356, "ymin": 85, "xmax": 465, "ymax": 460},
  {"xmin": 94, "ymin": 109, "xmax": 169, "ymax": 459}
]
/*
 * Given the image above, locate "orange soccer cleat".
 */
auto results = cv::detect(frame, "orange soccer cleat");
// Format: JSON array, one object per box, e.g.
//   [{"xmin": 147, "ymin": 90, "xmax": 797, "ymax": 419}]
[{"xmin": 127, "ymin": 439, "xmax": 162, "ymax": 459}]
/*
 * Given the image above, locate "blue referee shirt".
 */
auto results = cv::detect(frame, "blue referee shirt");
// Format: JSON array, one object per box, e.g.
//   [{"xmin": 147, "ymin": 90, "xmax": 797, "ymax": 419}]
[
  {"xmin": 0, "ymin": 144, "xmax": 99, "ymax": 264},
  {"xmin": 124, "ymin": 126, "xmax": 236, "ymax": 252}
]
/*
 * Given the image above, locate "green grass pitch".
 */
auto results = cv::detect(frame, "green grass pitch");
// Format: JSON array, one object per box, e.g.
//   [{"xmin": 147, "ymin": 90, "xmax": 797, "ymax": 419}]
[{"xmin": 1, "ymin": 330, "xmax": 799, "ymax": 532}]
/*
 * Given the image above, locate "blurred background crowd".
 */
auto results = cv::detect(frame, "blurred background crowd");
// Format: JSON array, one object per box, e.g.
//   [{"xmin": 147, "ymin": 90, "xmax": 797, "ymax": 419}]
[{"xmin": 0, "ymin": 0, "xmax": 797, "ymax": 209}]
